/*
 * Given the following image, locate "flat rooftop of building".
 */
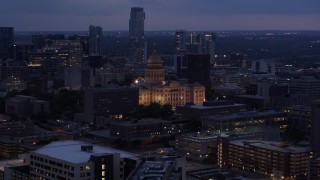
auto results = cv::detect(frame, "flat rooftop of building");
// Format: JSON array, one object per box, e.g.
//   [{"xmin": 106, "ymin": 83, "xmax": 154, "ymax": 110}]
[
  {"xmin": 110, "ymin": 118, "xmax": 170, "ymax": 126},
  {"xmin": 33, "ymin": 140, "xmax": 139, "ymax": 163},
  {"xmin": 129, "ymin": 156, "xmax": 180, "ymax": 180},
  {"xmin": 180, "ymin": 103, "xmax": 245, "ymax": 110},
  {"xmin": 0, "ymin": 159, "xmax": 26, "ymax": 171},
  {"xmin": 230, "ymin": 140, "xmax": 311, "ymax": 153},
  {"xmin": 205, "ymin": 110, "xmax": 283, "ymax": 120},
  {"xmin": 235, "ymin": 94, "xmax": 269, "ymax": 100},
  {"xmin": 286, "ymin": 105, "xmax": 311, "ymax": 112}
]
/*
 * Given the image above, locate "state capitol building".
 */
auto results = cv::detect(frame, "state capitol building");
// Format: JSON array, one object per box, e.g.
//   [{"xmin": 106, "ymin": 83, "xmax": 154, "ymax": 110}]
[{"xmin": 132, "ymin": 49, "xmax": 205, "ymax": 108}]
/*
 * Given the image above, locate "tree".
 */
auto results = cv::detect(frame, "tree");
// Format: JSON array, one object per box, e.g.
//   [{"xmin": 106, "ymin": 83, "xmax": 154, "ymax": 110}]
[{"xmin": 160, "ymin": 104, "xmax": 174, "ymax": 119}]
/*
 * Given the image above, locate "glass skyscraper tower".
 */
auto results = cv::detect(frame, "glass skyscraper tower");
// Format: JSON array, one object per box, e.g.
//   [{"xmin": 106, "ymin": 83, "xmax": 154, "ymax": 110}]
[
  {"xmin": 129, "ymin": 7, "xmax": 146, "ymax": 64},
  {"xmin": 0, "ymin": 27, "xmax": 14, "ymax": 60},
  {"xmin": 89, "ymin": 25, "xmax": 102, "ymax": 56}
]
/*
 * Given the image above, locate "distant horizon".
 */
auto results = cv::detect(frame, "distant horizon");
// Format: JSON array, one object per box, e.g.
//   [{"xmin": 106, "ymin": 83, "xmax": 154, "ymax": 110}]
[
  {"xmin": 13, "ymin": 29, "xmax": 320, "ymax": 32},
  {"xmin": 2, "ymin": 0, "xmax": 320, "ymax": 31}
]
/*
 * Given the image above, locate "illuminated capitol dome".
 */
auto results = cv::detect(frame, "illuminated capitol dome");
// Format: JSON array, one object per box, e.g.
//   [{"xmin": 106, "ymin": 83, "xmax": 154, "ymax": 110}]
[
  {"xmin": 144, "ymin": 49, "xmax": 165, "ymax": 83},
  {"xmin": 132, "ymin": 49, "xmax": 205, "ymax": 108}
]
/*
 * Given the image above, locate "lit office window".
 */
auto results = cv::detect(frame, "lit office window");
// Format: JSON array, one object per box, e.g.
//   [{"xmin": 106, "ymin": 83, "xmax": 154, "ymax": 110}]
[{"xmin": 86, "ymin": 165, "xmax": 90, "ymax": 171}]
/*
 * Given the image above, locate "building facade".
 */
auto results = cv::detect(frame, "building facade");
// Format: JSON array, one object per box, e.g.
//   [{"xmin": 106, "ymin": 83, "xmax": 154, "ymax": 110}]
[
  {"xmin": 134, "ymin": 49, "xmax": 205, "ymax": 108},
  {"xmin": 129, "ymin": 7, "xmax": 146, "ymax": 64},
  {"xmin": 218, "ymin": 138, "xmax": 312, "ymax": 179},
  {"xmin": 89, "ymin": 25, "xmax": 102, "ymax": 56},
  {"xmin": 30, "ymin": 140, "xmax": 138, "ymax": 180},
  {"xmin": 0, "ymin": 27, "xmax": 14, "ymax": 60},
  {"xmin": 84, "ymin": 87, "xmax": 139, "ymax": 124},
  {"xmin": 110, "ymin": 118, "xmax": 172, "ymax": 139},
  {"xmin": 202, "ymin": 110, "xmax": 286, "ymax": 132}
]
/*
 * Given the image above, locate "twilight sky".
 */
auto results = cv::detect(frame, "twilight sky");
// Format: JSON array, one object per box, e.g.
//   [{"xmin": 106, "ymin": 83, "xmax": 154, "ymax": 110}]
[{"xmin": 1, "ymin": 0, "xmax": 320, "ymax": 31}]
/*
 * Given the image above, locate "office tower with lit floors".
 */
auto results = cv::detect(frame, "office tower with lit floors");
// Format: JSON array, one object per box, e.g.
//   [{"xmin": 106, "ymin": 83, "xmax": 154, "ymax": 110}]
[
  {"xmin": 129, "ymin": 7, "xmax": 146, "ymax": 65},
  {"xmin": 89, "ymin": 25, "xmax": 102, "ymax": 56},
  {"xmin": 174, "ymin": 30, "xmax": 188, "ymax": 78},
  {"xmin": 0, "ymin": 27, "xmax": 14, "ymax": 60}
]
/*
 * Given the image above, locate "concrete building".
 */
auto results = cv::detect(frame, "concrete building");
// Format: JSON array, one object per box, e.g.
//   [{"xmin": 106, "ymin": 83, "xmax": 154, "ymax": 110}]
[
  {"xmin": 176, "ymin": 101, "xmax": 246, "ymax": 121},
  {"xmin": 30, "ymin": 140, "xmax": 139, "ymax": 180},
  {"xmin": 110, "ymin": 118, "xmax": 172, "ymax": 139},
  {"xmin": 175, "ymin": 128, "xmax": 278, "ymax": 162},
  {"xmin": 5, "ymin": 95, "xmax": 49, "ymax": 116},
  {"xmin": 84, "ymin": 87, "xmax": 139, "ymax": 124},
  {"xmin": 218, "ymin": 138, "xmax": 312, "ymax": 179},
  {"xmin": 251, "ymin": 59, "xmax": 275, "ymax": 75},
  {"xmin": 0, "ymin": 60, "xmax": 28, "ymax": 81},
  {"xmin": 89, "ymin": 25, "xmax": 102, "ymax": 56},
  {"xmin": 284, "ymin": 105, "xmax": 311, "ymax": 137},
  {"xmin": 128, "ymin": 156, "xmax": 185, "ymax": 180},
  {"xmin": 290, "ymin": 76, "xmax": 320, "ymax": 96},
  {"xmin": 202, "ymin": 110, "xmax": 286, "ymax": 132},
  {"xmin": 0, "ymin": 159, "xmax": 28, "ymax": 180},
  {"xmin": 309, "ymin": 158, "xmax": 320, "ymax": 180},
  {"xmin": 64, "ymin": 66, "xmax": 94, "ymax": 90},
  {"xmin": 129, "ymin": 7, "xmax": 146, "ymax": 64}
]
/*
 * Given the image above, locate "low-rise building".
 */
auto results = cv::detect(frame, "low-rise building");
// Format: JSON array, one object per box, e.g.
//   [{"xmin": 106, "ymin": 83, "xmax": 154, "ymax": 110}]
[
  {"xmin": 5, "ymin": 95, "xmax": 49, "ymax": 116},
  {"xmin": 128, "ymin": 156, "xmax": 186, "ymax": 180},
  {"xmin": 110, "ymin": 118, "xmax": 172, "ymax": 139},
  {"xmin": 176, "ymin": 101, "xmax": 246, "ymax": 121},
  {"xmin": 202, "ymin": 110, "xmax": 286, "ymax": 132},
  {"xmin": 218, "ymin": 138, "xmax": 312, "ymax": 179},
  {"xmin": 30, "ymin": 140, "xmax": 139, "ymax": 180},
  {"xmin": 284, "ymin": 105, "xmax": 311, "ymax": 137},
  {"xmin": 175, "ymin": 127, "xmax": 279, "ymax": 162},
  {"xmin": 309, "ymin": 158, "xmax": 320, "ymax": 180}
]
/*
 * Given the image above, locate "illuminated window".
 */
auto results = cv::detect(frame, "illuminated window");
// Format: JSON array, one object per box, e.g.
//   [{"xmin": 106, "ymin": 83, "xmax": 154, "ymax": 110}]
[
  {"xmin": 85, "ymin": 165, "xmax": 90, "ymax": 171},
  {"xmin": 102, "ymin": 164, "xmax": 105, "ymax": 170},
  {"xmin": 102, "ymin": 171, "xmax": 105, "ymax": 176}
]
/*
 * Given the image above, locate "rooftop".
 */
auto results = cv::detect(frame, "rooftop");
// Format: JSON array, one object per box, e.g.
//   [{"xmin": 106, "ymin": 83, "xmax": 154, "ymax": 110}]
[
  {"xmin": 110, "ymin": 118, "xmax": 170, "ymax": 126},
  {"xmin": 230, "ymin": 140, "xmax": 311, "ymax": 153},
  {"xmin": 286, "ymin": 105, "xmax": 311, "ymax": 112},
  {"xmin": 33, "ymin": 140, "xmax": 139, "ymax": 163},
  {"xmin": 205, "ymin": 110, "xmax": 283, "ymax": 120},
  {"xmin": 181, "ymin": 103, "xmax": 245, "ymax": 110},
  {"xmin": 0, "ymin": 159, "xmax": 25, "ymax": 171}
]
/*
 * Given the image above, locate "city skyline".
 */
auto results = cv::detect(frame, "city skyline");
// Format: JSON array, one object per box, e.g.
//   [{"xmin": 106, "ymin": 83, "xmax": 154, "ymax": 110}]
[{"xmin": 1, "ymin": 0, "xmax": 320, "ymax": 31}]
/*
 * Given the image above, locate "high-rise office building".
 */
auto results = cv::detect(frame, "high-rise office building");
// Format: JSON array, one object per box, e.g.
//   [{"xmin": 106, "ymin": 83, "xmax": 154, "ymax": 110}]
[
  {"xmin": 129, "ymin": 7, "xmax": 146, "ymax": 64},
  {"xmin": 311, "ymin": 100, "xmax": 320, "ymax": 154},
  {"xmin": 202, "ymin": 32, "xmax": 216, "ymax": 64},
  {"xmin": 32, "ymin": 34, "xmax": 46, "ymax": 50},
  {"xmin": 174, "ymin": 30, "xmax": 187, "ymax": 77},
  {"xmin": 187, "ymin": 54, "xmax": 210, "ymax": 88},
  {"xmin": 89, "ymin": 25, "xmax": 102, "ymax": 56},
  {"xmin": 175, "ymin": 30, "xmax": 186, "ymax": 53},
  {"xmin": 186, "ymin": 32, "xmax": 216, "ymax": 65},
  {"xmin": 0, "ymin": 27, "xmax": 14, "ymax": 60}
]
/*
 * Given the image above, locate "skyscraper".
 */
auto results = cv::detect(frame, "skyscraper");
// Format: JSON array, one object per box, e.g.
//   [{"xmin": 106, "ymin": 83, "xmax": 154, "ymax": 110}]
[
  {"xmin": 187, "ymin": 54, "xmax": 211, "ymax": 88},
  {"xmin": 186, "ymin": 32, "xmax": 216, "ymax": 65},
  {"xmin": 311, "ymin": 100, "xmax": 320, "ymax": 154},
  {"xmin": 32, "ymin": 34, "xmax": 46, "ymax": 50},
  {"xmin": 175, "ymin": 30, "xmax": 186, "ymax": 53},
  {"xmin": 202, "ymin": 32, "xmax": 216, "ymax": 65},
  {"xmin": 129, "ymin": 7, "xmax": 146, "ymax": 64},
  {"xmin": 0, "ymin": 27, "xmax": 14, "ymax": 60},
  {"xmin": 89, "ymin": 25, "xmax": 102, "ymax": 56},
  {"xmin": 174, "ymin": 30, "xmax": 187, "ymax": 77}
]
